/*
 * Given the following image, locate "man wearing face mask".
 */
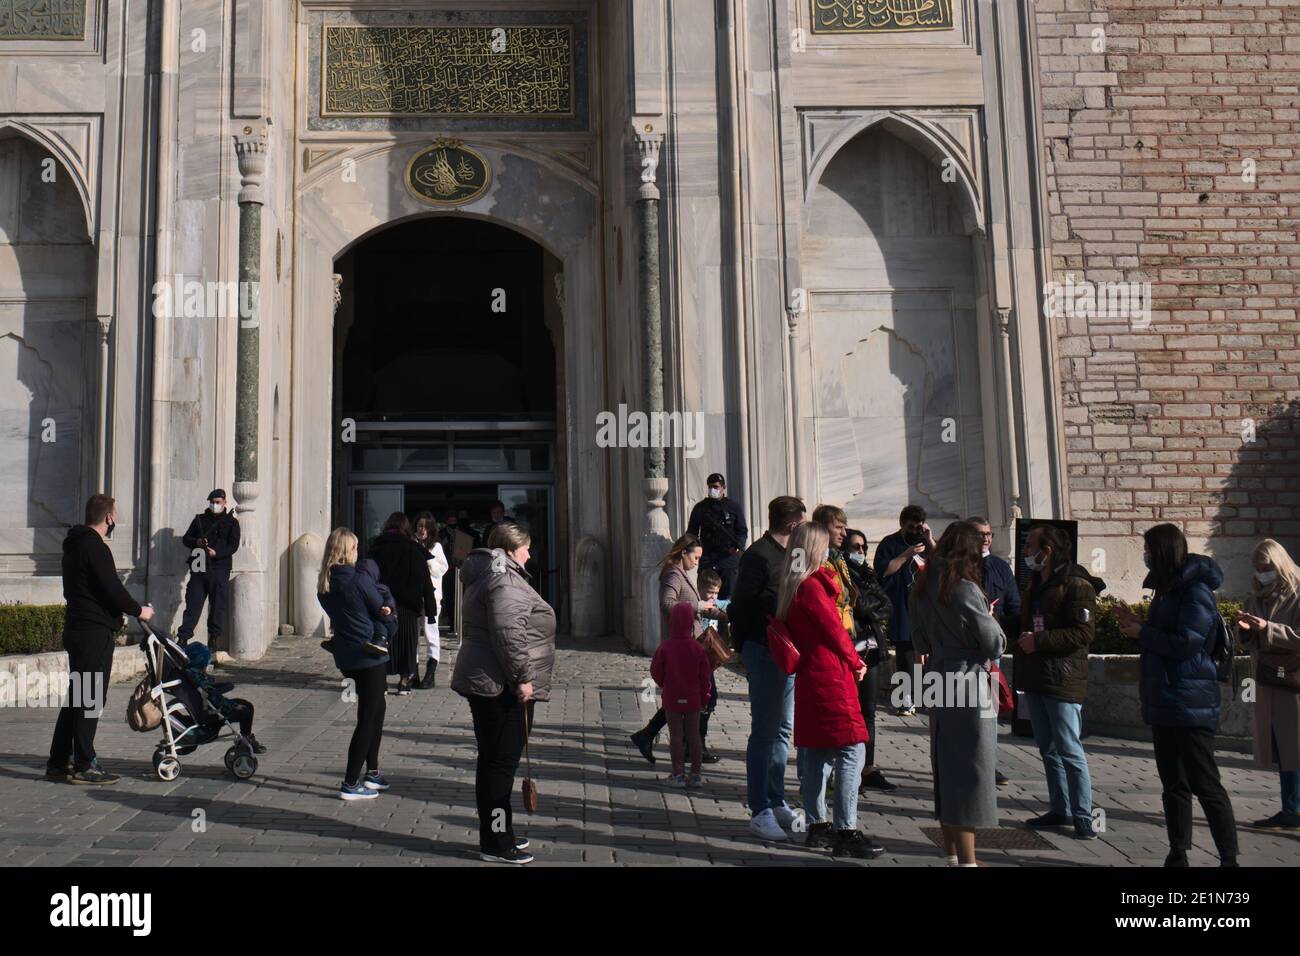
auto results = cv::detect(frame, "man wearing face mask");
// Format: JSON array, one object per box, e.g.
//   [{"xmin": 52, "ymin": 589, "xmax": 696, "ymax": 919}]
[
  {"xmin": 1016, "ymin": 523, "xmax": 1105, "ymax": 840},
  {"xmin": 47, "ymin": 494, "xmax": 153, "ymax": 785},
  {"xmin": 178, "ymin": 489, "xmax": 241, "ymax": 644},
  {"xmin": 873, "ymin": 505, "xmax": 936, "ymax": 716},
  {"xmin": 686, "ymin": 473, "xmax": 748, "ymax": 600}
]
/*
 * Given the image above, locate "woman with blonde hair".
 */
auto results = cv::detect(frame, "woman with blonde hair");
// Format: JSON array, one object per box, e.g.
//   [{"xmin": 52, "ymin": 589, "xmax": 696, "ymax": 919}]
[
  {"xmin": 776, "ymin": 522, "xmax": 883, "ymax": 858},
  {"xmin": 1238, "ymin": 538, "xmax": 1300, "ymax": 830},
  {"xmin": 317, "ymin": 527, "xmax": 392, "ymax": 801}
]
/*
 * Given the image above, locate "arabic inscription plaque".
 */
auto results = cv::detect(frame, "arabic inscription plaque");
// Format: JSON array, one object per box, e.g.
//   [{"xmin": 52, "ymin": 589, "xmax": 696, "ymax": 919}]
[
  {"xmin": 0, "ymin": 0, "xmax": 85, "ymax": 39},
  {"xmin": 812, "ymin": 0, "xmax": 955, "ymax": 34}
]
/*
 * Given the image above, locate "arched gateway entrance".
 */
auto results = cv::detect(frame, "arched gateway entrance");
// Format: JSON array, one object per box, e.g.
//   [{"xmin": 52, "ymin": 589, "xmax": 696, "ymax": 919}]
[
  {"xmin": 289, "ymin": 142, "xmax": 608, "ymax": 637},
  {"xmin": 333, "ymin": 217, "xmax": 565, "ymax": 606}
]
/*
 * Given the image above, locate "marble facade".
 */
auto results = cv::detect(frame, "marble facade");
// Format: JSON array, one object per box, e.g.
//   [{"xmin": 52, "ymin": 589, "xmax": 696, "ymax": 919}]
[{"xmin": 0, "ymin": 1, "xmax": 1063, "ymax": 654}]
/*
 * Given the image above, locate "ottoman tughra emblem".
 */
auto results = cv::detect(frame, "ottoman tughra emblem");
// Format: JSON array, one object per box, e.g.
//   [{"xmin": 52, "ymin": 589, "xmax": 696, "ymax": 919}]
[{"xmin": 405, "ymin": 139, "xmax": 491, "ymax": 206}]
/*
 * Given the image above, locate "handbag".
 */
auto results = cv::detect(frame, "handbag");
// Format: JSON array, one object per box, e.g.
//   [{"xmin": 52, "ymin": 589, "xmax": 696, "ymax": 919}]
[
  {"xmin": 989, "ymin": 661, "xmax": 1015, "ymax": 717},
  {"xmin": 697, "ymin": 625, "xmax": 734, "ymax": 669},
  {"xmin": 126, "ymin": 678, "xmax": 163, "ymax": 732},
  {"xmin": 520, "ymin": 704, "xmax": 538, "ymax": 813},
  {"xmin": 766, "ymin": 616, "xmax": 800, "ymax": 675},
  {"xmin": 1256, "ymin": 653, "xmax": 1300, "ymax": 692}
]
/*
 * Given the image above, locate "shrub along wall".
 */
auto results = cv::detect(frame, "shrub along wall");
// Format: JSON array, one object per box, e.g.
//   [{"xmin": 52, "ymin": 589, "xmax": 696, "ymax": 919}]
[{"xmin": 0, "ymin": 605, "xmax": 129, "ymax": 656}]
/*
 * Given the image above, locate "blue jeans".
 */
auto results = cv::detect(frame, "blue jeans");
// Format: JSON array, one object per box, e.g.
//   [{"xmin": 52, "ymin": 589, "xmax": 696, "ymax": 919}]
[
  {"xmin": 1273, "ymin": 729, "xmax": 1300, "ymax": 814},
  {"xmin": 799, "ymin": 743, "xmax": 865, "ymax": 830},
  {"xmin": 1024, "ymin": 691, "xmax": 1093, "ymax": 822},
  {"xmin": 742, "ymin": 640, "xmax": 795, "ymax": 815}
]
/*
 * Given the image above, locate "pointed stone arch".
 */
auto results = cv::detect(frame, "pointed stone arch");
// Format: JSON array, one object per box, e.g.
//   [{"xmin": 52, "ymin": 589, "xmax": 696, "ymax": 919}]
[
  {"xmin": 802, "ymin": 109, "xmax": 984, "ymax": 235},
  {"xmin": 0, "ymin": 118, "xmax": 97, "ymax": 239}
]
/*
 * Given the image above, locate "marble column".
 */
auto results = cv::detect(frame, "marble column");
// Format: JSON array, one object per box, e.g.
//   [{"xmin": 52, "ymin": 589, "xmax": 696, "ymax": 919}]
[
  {"xmin": 229, "ymin": 129, "xmax": 268, "ymax": 658},
  {"xmin": 634, "ymin": 127, "xmax": 671, "ymax": 653},
  {"xmin": 997, "ymin": 307, "xmax": 1023, "ymax": 520}
]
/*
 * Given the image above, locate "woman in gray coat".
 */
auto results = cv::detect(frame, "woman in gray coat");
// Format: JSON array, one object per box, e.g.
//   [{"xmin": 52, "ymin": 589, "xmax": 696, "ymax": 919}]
[
  {"xmin": 450, "ymin": 522, "xmax": 556, "ymax": 865},
  {"xmin": 910, "ymin": 521, "xmax": 1007, "ymax": 866}
]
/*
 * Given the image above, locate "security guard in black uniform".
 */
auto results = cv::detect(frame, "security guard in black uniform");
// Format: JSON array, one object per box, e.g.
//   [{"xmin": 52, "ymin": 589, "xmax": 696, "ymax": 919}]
[
  {"xmin": 686, "ymin": 472, "xmax": 748, "ymax": 600},
  {"xmin": 178, "ymin": 488, "xmax": 241, "ymax": 642}
]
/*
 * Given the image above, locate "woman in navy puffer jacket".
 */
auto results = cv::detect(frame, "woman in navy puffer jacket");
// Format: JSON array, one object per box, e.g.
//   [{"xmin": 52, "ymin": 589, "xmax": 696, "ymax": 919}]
[{"xmin": 1117, "ymin": 523, "xmax": 1239, "ymax": 867}]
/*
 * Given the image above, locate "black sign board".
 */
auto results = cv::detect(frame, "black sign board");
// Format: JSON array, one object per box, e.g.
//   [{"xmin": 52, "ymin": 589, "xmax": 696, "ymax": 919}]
[{"xmin": 1014, "ymin": 518, "xmax": 1080, "ymax": 593}]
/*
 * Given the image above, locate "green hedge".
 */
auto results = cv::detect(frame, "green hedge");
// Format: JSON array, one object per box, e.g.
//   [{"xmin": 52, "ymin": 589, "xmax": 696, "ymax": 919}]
[
  {"xmin": 1091, "ymin": 596, "xmax": 1243, "ymax": 655},
  {"xmin": 0, "ymin": 605, "xmax": 130, "ymax": 656},
  {"xmin": 0, "ymin": 604, "xmax": 67, "ymax": 655}
]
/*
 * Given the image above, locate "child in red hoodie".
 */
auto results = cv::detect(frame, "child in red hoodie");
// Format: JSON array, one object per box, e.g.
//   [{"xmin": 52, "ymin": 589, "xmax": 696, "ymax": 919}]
[{"xmin": 651, "ymin": 601, "xmax": 713, "ymax": 787}]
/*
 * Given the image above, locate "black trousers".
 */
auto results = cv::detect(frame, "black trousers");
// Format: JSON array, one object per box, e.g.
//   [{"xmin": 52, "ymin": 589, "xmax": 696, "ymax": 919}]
[
  {"xmin": 1152, "ymin": 725, "xmax": 1239, "ymax": 858},
  {"xmin": 341, "ymin": 664, "xmax": 387, "ymax": 784},
  {"xmin": 468, "ymin": 691, "xmax": 535, "ymax": 853},
  {"xmin": 702, "ymin": 554, "xmax": 740, "ymax": 600},
  {"xmin": 48, "ymin": 627, "xmax": 114, "ymax": 771},
  {"xmin": 644, "ymin": 672, "xmax": 718, "ymax": 742},
  {"xmin": 858, "ymin": 660, "xmax": 881, "ymax": 769},
  {"xmin": 894, "ymin": 643, "xmax": 917, "ymax": 703},
  {"xmin": 178, "ymin": 569, "xmax": 231, "ymax": 641}
]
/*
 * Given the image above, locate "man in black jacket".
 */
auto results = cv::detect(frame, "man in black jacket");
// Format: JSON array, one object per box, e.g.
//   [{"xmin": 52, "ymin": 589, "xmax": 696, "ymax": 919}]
[
  {"xmin": 686, "ymin": 473, "xmax": 748, "ymax": 599},
  {"xmin": 47, "ymin": 494, "xmax": 153, "ymax": 785},
  {"xmin": 178, "ymin": 489, "xmax": 240, "ymax": 643},
  {"xmin": 730, "ymin": 495, "xmax": 805, "ymax": 842}
]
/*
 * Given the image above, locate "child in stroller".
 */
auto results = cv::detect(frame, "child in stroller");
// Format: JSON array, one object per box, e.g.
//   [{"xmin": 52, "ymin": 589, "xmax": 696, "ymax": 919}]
[
  {"xmin": 320, "ymin": 558, "xmax": 395, "ymax": 657},
  {"xmin": 180, "ymin": 641, "xmax": 267, "ymax": 754},
  {"xmin": 138, "ymin": 623, "xmax": 264, "ymax": 781}
]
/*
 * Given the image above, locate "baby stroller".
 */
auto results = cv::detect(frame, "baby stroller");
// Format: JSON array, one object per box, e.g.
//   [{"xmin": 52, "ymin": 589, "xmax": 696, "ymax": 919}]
[{"xmin": 138, "ymin": 622, "xmax": 259, "ymax": 782}]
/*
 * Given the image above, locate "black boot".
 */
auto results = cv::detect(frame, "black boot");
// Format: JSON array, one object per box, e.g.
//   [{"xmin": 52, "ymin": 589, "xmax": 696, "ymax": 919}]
[
  {"xmin": 417, "ymin": 660, "xmax": 437, "ymax": 690},
  {"xmin": 630, "ymin": 728, "xmax": 656, "ymax": 764}
]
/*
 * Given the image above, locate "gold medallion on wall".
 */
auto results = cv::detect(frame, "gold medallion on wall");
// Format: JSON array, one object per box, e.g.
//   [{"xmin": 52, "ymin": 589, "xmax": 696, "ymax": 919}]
[{"xmin": 405, "ymin": 140, "xmax": 491, "ymax": 206}]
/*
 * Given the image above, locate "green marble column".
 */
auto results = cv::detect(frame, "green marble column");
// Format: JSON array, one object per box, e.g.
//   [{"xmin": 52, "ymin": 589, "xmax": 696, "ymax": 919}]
[{"xmin": 233, "ymin": 132, "xmax": 266, "ymax": 491}]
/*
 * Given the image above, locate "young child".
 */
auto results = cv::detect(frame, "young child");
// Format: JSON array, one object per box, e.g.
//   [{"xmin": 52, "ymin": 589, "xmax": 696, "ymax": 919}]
[
  {"xmin": 650, "ymin": 601, "xmax": 712, "ymax": 787},
  {"xmin": 697, "ymin": 568, "xmax": 727, "ymax": 627},
  {"xmin": 182, "ymin": 641, "xmax": 267, "ymax": 753},
  {"xmin": 321, "ymin": 558, "xmax": 393, "ymax": 656}
]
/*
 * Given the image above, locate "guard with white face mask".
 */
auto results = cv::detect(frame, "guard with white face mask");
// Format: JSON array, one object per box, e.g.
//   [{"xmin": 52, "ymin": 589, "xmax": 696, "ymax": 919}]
[
  {"xmin": 178, "ymin": 488, "xmax": 241, "ymax": 644},
  {"xmin": 686, "ymin": 472, "xmax": 748, "ymax": 599}
]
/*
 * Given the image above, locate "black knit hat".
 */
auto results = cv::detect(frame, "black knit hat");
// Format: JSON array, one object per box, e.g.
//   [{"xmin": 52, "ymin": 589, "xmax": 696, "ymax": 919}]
[
  {"xmin": 706, "ymin": 473, "xmax": 725, "ymax": 487},
  {"xmin": 208, "ymin": 488, "xmax": 227, "ymax": 502}
]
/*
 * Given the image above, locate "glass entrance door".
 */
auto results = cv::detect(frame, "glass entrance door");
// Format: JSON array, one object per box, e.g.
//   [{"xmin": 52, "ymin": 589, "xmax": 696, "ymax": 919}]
[
  {"xmin": 352, "ymin": 485, "xmax": 404, "ymax": 557},
  {"xmin": 497, "ymin": 484, "xmax": 557, "ymax": 607}
]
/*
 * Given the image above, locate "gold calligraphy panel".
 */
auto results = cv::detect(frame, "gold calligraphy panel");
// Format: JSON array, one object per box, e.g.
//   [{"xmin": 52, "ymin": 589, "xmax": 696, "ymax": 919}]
[
  {"xmin": 323, "ymin": 24, "xmax": 575, "ymax": 117},
  {"xmin": 0, "ymin": 0, "xmax": 85, "ymax": 39},
  {"xmin": 812, "ymin": 0, "xmax": 955, "ymax": 34}
]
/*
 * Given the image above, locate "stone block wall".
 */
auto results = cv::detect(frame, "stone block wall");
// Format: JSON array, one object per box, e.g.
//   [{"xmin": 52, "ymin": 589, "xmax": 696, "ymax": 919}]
[{"xmin": 1034, "ymin": 0, "xmax": 1300, "ymax": 598}]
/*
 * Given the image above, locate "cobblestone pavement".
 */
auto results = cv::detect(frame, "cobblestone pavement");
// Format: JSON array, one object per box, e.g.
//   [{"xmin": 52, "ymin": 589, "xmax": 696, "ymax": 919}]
[{"xmin": 0, "ymin": 634, "xmax": 1296, "ymax": 867}]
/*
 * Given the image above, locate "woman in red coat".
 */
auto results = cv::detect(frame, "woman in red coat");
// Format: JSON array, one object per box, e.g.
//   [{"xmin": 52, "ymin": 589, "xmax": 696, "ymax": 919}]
[{"xmin": 775, "ymin": 521, "xmax": 884, "ymax": 859}]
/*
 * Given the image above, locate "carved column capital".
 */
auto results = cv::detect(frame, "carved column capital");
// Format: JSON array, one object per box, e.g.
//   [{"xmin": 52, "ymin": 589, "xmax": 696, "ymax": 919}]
[
  {"xmin": 96, "ymin": 313, "xmax": 112, "ymax": 344},
  {"xmin": 633, "ymin": 126, "xmax": 664, "ymax": 202},
  {"xmin": 997, "ymin": 306, "xmax": 1013, "ymax": 338},
  {"xmin": 333, "ymin": 274, "xmax": 343, "ymax": 315},
  {"xmin": 234, "ymin": 128, "xmax": 269, "ymax": 206}
]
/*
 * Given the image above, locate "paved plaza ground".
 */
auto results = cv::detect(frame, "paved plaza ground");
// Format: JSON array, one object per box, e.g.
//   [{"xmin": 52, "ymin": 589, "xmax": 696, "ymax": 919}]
[{"xmin": 0, "ymin": 633, "xmax": 1296, "ymax": 867}]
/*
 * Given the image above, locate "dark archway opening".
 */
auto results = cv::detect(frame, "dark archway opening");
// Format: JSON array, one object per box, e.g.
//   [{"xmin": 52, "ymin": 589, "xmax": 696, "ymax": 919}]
[{"xmin": 333, "ymin": 216, "xmax": 565, "ymax": 613}]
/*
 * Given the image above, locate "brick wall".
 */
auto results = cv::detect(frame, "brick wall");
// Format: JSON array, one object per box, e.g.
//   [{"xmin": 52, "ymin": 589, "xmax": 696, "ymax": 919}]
[{"xmin": 1035, "ymin": 0, "xmax": 1300, "ymax": 591}]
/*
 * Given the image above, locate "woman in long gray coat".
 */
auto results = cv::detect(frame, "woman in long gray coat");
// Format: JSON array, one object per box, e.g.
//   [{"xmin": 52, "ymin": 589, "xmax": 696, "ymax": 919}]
[
  {"xmin": 450, "ymin": 522, "xmax": 556, "ymax": 865},
  {"xmin": 1238, "ymin": 538, "xmax": 1300, "ymax": 830},
  {"xmin": 909, "ymin": 521, "xmax": 1007, "ymax": 866}
]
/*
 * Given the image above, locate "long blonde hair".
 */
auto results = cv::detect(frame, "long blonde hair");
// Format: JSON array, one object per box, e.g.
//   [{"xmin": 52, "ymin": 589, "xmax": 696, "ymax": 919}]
[
  {"xmin": 776, "ymin": 522, "xmax": 828, "ymax": 621},
  {"xmin": 1252, "ymin": 538, "xmax": 1300, "ymax": 599},
  {"xmin": 318, "ymin": 527, "xmax": 358, "ymax": 594}
]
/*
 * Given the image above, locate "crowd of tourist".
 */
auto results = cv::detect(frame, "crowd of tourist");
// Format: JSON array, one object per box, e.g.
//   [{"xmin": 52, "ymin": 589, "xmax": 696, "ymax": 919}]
[{"xmin": 39, "ymin": 486, "xmax": 1300, "ymax": 868}]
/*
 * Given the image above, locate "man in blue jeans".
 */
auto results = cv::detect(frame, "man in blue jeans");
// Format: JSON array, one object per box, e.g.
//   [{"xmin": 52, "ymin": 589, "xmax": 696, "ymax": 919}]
[
  {"xmin": 729, "ymin": 495, "xmax": 805, "ymax": 841},
  {"xmin": 1015, "ymin": 523, "xmax": 1105, "ymax": 840}
]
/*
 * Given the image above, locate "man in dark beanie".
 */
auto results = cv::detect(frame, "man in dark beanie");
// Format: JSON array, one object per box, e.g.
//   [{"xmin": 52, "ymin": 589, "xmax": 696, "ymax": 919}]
[{"xmin": 178, "ymin": 488, "xmax": 241, "ymax": 644}]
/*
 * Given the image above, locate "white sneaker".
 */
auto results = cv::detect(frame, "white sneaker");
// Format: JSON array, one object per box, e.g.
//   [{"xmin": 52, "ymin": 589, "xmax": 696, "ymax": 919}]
[
  {"xmin": 771, "ymin": 802, "xmax": 797, "ymax": 828},
  {"xmin": 750, "ymin": 808, "xmax": 789, "ymax": 841}
]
